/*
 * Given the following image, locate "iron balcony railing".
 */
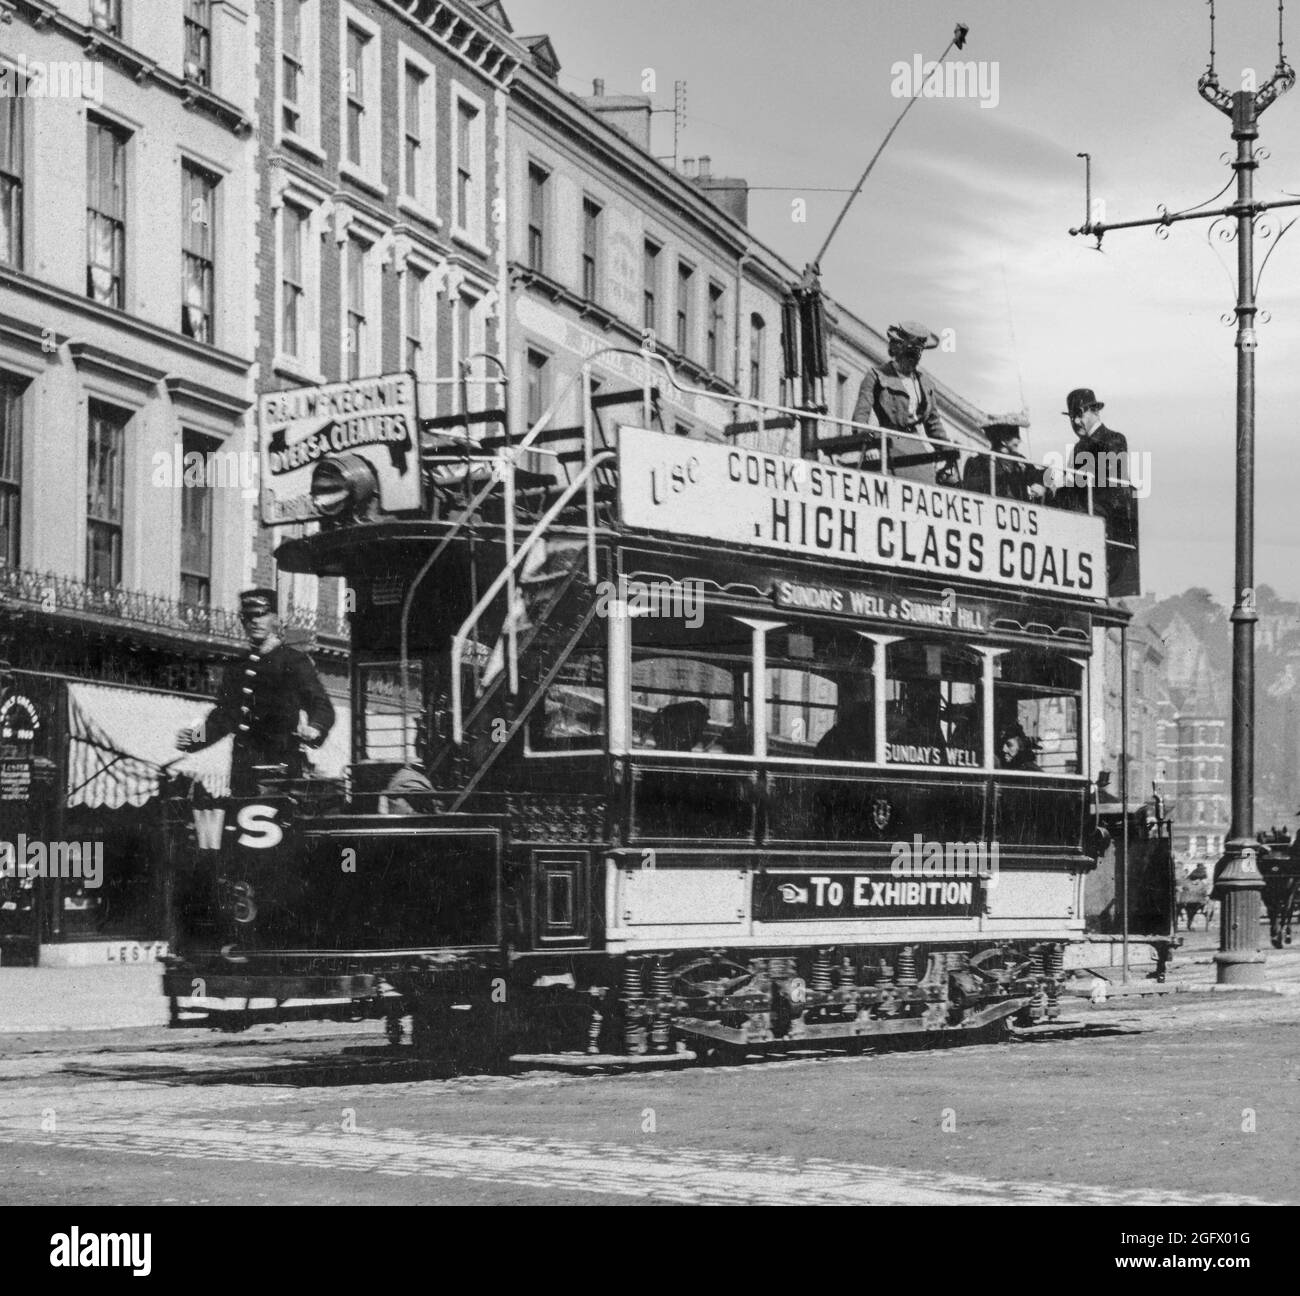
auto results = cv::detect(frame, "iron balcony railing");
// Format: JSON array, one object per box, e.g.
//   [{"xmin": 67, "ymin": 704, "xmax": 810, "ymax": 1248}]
[{"xmin": 0, "ymin": 566, "xmax": 349, "ymax": 644}]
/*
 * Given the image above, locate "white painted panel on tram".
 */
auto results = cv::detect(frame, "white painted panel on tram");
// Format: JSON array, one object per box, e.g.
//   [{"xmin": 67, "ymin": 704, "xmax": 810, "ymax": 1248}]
[
  {"xmin": 618, "ymin": 868, "xmax": 747, "ymax": 927},
  {"xmin": 985, "ymin": 870, "xmax": 1076, "ymax": 919}
]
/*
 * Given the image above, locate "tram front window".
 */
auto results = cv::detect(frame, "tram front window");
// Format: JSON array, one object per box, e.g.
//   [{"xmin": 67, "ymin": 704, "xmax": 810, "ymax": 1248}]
[
  {"xmin": 766, "ymin": 628, "xmax": 873, "ymax": 760},
  {"xmin": 528, "ymin": 639, "xmax": 606, "ymax": 752},
  {"xmin": 356, "ymin": 657, "xmax": 427, "ymax": 763},
  {"xmin": 631, "ymin": 612, "xmax": 752, "ymax": 753},
  {"xmin": 994, "ymin": 649, "xmax": 1082, "ymax": 775},
  {"xmin": 885, "ymin": 641, "xmax": 982, "ymax": 768}
]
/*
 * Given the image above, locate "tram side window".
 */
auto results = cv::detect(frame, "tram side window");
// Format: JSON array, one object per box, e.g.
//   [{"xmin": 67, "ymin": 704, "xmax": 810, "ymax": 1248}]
[
  {"xmin": 631, "ymin": 614, "xmax": 752, "ymax": 753},
  {"xmin": 766, "ymin": 627, "xmax": 874, "ymax": 760},
  {"xmin": 884, "ymin": 640, "xmax": 982, "ymax": 768},
  {"xmin": 356, "ymin": 658, "xmax": 426, "ymax": 763},
  {"xmin": 993, "ymin": 649, "xmax": 1082, "ymax": 775},
  {"xmin": 527, "ymin": 642, "xmax": 606, "ymax": 752}
]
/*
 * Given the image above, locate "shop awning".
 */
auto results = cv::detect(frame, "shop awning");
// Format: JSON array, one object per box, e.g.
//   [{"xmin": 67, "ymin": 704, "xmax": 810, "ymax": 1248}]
[
  {"xmin": 66, "ymin": 681, "xmax": 351, "ymax": 808},
  {"xmin": 67, "ymin": 682, "xmax": 232, "ymax": 808},
  {"xmin": 310, "ymin": 693, "xmax": 351, "ymax": 780}
]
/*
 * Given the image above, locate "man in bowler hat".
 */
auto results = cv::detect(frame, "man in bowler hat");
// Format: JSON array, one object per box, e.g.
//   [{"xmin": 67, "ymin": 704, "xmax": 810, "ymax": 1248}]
[
  {"xmin": 1060, "ymin": 388, "xmax": 1130, "ymax": 516},
  {"xmin": 851, "ymin": 320, "xmax": 956, "ymax": 484},
  {"xmin": 1059, "ymin": 388, "xmax": 1138, "ymax": 587},
  {"xmin": 176, "ymin": 588, "xmax": 335, "ymax": 795}
]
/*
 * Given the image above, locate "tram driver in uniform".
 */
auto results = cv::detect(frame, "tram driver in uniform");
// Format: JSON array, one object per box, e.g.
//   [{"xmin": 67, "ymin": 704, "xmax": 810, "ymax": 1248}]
[
  {"xmin": 851, "ymin": 320, "xmax": 958, "ymax": 485},
  {"xmin": 175, "ymin": 588, "xmax": 335, "ymax": 796}
]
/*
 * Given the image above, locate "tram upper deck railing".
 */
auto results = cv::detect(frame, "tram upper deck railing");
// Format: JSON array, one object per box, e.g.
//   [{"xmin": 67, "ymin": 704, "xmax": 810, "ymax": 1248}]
[{"xmin": 437, "ymin": 348, "xmax": 1136, "ymax": 751}]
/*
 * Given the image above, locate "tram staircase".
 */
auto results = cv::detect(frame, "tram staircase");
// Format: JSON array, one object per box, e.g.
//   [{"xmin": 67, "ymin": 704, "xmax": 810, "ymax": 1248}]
[
  {"xmin": 428, "ymin": 536, "xmax": 596, "ymax": 804},
  {"xmin": 422, "ymin": 360, "xmax": 670, "ymax": 809}
]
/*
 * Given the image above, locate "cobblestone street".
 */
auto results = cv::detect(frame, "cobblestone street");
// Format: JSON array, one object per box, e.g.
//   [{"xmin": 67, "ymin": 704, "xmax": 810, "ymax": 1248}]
[{"xmin": 2, "ymin": 951, "xmax": 1297, "ymax": 1206}]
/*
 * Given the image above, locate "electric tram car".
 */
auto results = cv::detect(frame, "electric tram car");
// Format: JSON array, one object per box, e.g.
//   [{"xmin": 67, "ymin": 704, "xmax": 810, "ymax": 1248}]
[{"xmin": 162, "ymin": 350, "xmax": 1145, "ymax": 1060}]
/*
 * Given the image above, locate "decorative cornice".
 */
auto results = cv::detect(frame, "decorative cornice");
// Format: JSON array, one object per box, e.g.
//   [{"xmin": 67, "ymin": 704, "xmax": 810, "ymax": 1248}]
[
  {"xmin": 0, "ymin": 310, "xmax": 64, "ymax": 359},
  {"xmin": 0, "ymin": 267, "xmax": 252, "ymax": 377},
  {"xmin": 164, "ymin": 375, "xmax": 252, "ymax": 420},
  {"xmin": 68, "ymin": 340, "xmax": 167, "ymax": 391},
  {"xmin": 387, "ymin": 0, "xmax": 522, "ymax": 89}
]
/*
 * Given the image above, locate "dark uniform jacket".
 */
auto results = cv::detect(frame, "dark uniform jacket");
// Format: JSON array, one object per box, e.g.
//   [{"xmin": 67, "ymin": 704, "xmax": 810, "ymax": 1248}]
[
  {"xmin": 1062, "ymin": 424, "xmax": 1136, "ymax": 531},
  {"xmin": 202, "ymin": 642, "xmax": 335, "ymax": 787},
  {"xmin": 1063, "ymin": 424, "xmax": 1128, "ymax": 505},
  {"xmin": 961, "ymin": 449, "xmax": 1045, "ymax": 502},
  {"xmin": 1060, "ymin": 422, "xmax": 1139, "ymax": 594}
]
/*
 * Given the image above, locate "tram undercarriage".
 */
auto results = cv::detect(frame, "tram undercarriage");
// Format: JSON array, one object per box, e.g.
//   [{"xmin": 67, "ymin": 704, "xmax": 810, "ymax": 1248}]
[{"xmin": 166, "ymin": 939, "xmax": 1069, "ymax": 1063}]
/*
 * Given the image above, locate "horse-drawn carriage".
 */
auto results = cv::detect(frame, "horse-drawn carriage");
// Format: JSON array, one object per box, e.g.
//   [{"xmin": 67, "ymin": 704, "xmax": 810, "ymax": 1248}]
[{"xmin": 1260, "ymin": 829, "xmax": 1298, "ymax": 949}]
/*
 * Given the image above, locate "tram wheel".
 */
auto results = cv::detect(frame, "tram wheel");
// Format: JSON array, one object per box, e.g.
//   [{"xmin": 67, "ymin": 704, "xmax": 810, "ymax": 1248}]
[
  {"xmin": 968, "ymin": 947, "xmax": 1035, "ymax": 981},
  {"xmin": 669, "ymin": 956, "xmax": 753, "ymax": 993}
]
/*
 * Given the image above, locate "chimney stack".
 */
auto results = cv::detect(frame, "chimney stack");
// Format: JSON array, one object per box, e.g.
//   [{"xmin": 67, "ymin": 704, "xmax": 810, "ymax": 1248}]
[
  {"xmin": 682, "ymin": 157, "xmax": 696, "ymax": 177},
  {"xmin": 582, "ymin": 79, "xmax": 653, "ymax": 147},
  {"xmin": 698, "ymin": 155, "xmax": 711, "ymax": 178}
]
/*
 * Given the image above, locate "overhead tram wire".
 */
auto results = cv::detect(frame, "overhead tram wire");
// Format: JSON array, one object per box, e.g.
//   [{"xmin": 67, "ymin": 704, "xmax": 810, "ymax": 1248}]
[{"xmin": 775, "ymin": 21, "xmax": 970, "ymax": 457}]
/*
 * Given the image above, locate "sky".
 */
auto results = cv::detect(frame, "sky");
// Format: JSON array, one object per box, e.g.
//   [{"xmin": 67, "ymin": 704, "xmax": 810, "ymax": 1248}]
[{"xmin": 503, "ymin": 0, "xmax": 1300, "ymax": 604}]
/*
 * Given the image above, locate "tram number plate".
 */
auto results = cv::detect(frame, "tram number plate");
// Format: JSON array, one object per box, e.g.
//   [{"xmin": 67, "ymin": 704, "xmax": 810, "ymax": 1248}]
[{"xmin": 754, "ymin": 872, "xmax": 981, "ymax": 921}]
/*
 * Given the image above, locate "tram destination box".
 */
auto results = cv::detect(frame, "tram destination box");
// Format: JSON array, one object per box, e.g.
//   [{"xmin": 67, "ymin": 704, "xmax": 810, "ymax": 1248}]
[{"xmin": 617, "ymin": 426, "xmax": 1108, "ymax": 599}]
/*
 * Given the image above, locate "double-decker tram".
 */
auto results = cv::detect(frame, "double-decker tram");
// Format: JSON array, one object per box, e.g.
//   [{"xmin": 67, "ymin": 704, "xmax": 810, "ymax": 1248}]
[{"xmin": 163, "ymin": 350, "xmax": 1139, "ymax": 1060}]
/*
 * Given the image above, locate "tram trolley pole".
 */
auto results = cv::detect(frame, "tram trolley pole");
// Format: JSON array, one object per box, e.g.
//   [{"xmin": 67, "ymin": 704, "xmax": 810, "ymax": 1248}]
[{"xmin": 1069, "ymin": 1, "xmax": 1299, "ymax": 984}]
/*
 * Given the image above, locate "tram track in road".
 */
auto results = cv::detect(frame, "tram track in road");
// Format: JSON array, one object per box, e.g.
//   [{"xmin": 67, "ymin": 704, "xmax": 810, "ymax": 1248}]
[
  {"xmin": 12, "ymin": 1016, "xmax": 1136, "ymax": 1089},
  {"xmin": 2, "ymin": 992, "xmax": 1298, "ymax": 1205}
]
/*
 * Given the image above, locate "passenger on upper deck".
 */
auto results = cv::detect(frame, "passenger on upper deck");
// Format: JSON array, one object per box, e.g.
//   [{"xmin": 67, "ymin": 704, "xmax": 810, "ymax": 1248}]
[
  {"xmin": 1057, "ymin": 388, "xmax": 1134, "ymax": 528},
  {"xmin": 961, "ymin": 420, "xmax": 1047, "ymax": 503},
  {"xmin": 851, "ymin": 320, "xmax": 957, "ymax": 486}
]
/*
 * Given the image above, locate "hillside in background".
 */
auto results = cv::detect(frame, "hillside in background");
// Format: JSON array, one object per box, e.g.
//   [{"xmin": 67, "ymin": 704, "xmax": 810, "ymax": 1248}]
[{"xmin": 1138, "ymin": 586, "xmax": 1300, "ymax": 830}]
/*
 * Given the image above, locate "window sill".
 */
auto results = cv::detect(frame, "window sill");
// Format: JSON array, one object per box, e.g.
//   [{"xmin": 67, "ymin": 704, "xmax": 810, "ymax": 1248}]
[
  {"xmin": 340, "ymin": 163, "xmax": 388, "ymax": 202},
  {"xmin": 397, "ymin": 196, "xmax": 442, "ymax": 230},
  {"xmin": 278, "ymin": 132, "xmax": 327, "ymax": 166},
  {"xmin": 451, "ymin": 229, "xmax": 492, "ymax": 260}
]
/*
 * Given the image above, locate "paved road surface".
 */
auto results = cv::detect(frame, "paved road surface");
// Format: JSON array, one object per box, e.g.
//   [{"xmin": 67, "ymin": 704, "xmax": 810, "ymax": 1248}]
[{"xmin": 1, "ymin": 989, "xmax": 1297, "ymax": 1206}]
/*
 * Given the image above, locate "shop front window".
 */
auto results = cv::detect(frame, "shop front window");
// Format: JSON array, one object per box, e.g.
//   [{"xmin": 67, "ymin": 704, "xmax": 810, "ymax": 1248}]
[
  {"xmin": 993, "ymin": 648, "xmax": 1082, "ymax": 775},
  {"xmin": 885, "ymin": 640, "xmax": 982, "ymax": 768}
]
